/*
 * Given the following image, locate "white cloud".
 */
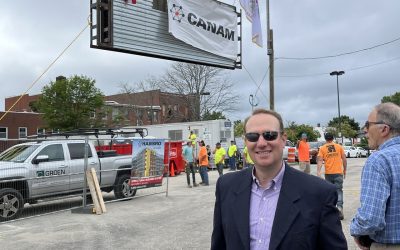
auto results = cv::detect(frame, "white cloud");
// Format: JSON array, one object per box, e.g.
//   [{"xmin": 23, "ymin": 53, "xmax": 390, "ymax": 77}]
[{"xmin": 1, "ymin": 0, "xmax": 399, "ymax": 129}]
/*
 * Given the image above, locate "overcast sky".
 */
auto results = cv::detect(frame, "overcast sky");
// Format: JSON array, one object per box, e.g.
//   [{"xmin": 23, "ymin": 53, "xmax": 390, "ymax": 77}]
[{"xmin": 1, "ymin": 0, "xmax": 399, "ymax": 128}]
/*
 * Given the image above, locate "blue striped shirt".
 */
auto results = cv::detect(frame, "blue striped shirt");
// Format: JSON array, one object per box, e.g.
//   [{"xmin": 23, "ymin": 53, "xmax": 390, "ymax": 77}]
[
  {"xmin": 350, "ymin": 136, "xmax": 400, "ymax": 243},
  {"xmin": 250, "ymin": 162, "xmax": 285, "ymax": 250}
]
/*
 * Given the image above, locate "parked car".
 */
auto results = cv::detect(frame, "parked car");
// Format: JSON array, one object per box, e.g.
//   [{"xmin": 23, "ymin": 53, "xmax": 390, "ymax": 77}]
[
  {"xmin": 355, "ymin": 147, "xmax": 368, "ymax": 157},
  {"xmin": 344, "ymin": 146, "xmax": 359, "ymax": 158},
  {"xmin": 309, "ymin": 141, "xmax": 325, "ymax": 164}
]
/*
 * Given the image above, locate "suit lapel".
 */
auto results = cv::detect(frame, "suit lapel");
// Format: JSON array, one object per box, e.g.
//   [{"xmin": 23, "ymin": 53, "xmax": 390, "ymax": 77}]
[
  {"xmin": 231, "ymin": 167, "xmax": 253, "ymax": 250},
  {"xmin": 269, "ymin": 165, "xmax": 301, "ymax": 250}
]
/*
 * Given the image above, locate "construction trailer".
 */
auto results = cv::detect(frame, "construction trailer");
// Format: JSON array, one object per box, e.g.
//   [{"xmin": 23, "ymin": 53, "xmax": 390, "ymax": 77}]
[{"xmin": 122, "ymin": 119, "xmax": 234, "ymax": 151}]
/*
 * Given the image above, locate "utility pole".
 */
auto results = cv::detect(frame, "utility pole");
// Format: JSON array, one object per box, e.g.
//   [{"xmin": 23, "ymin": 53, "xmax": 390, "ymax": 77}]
[{"xmin": 266, "ymin": 0, "xmax": 274, "ymax": 110}]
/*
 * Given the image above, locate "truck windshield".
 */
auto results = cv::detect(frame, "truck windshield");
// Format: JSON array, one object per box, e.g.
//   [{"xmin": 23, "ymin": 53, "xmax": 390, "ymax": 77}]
[{"xmin": 0, "ymin": 144, "xmax": 40, "ymax": 162}]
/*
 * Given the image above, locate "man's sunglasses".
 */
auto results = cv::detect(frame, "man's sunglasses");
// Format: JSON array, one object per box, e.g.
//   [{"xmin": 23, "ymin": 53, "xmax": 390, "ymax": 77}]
[
  {"xmin": 364, "ymin": 121, "xmax": 387, "ymax": 129},
  {"xmin": 245, "ymin": 131, "xmax": 280, "ymax": 142}
]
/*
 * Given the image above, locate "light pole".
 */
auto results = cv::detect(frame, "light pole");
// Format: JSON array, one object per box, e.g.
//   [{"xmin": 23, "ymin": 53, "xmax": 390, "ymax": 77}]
[{"xmin": 330, "ymin": 71, "xmax": 345, "ymax": 144}]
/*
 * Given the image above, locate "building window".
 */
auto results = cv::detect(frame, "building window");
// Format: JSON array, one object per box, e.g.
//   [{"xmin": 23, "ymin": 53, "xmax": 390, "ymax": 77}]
[
  {"xmin": 168, "ymin": 130, "xmax": 182, "ymax": 140},
  {"xmin": 19, "ymin": 127, "xmax": 27, "ymax": 139},
  {"xmin": 153, "ymin": 111, "xmax": 158, "ymax": 123},
  {"xmin": 112, "ymin": 108, "xmax": 119, "ymax": 119},
  {"xmin": 0, "ymin": 127, "xmax": 7, "ymax": 139},
  {"xmin": 90, "ymin": 111, "xmax": 96, "ymax": 119},
  {"xmin": 162, "ymin": 105, "xmax": 166, "ymax": 116},
  {"xmin": 137, "ymin": 110, "xmax": 143, "ymax": 125},
  {"xmin": 220, "ymin": 130, "xmax": 231, "ymax": 142},
  {"xmin": 51, "ymin": 129, "xmax": 61, "ymax": 134},
  {"xmin": 37, "ymin": 128, "xmax": 45, "ymax": 135},
  {"xmin": 123, "ymin": 108, "xmax": 129, "ymax": 119},
  {"xmin": 167, "ymin": 105, "xmax": 173, "ymax": 118},
  {"xmin": 102, "ymin": 109, "xmax": 108, "ymax": 120}
]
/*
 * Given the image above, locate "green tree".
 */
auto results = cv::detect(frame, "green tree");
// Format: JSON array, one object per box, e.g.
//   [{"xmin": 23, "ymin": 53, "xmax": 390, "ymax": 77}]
[
  {"xmin": 381, "ymin": 92, "xmax": 400, "ymax": 106},
  {"xmin": 328, "ymin": 115, "xmax": 359, "ymax": 139},
  {"xmin": 234, "ymin": 120, "xmax": 244, "ymax": 137},
  {"xmin": 328, "ymin": 115, "xmax": 360, "ymax": 131},
  {"xmin": 37, "ymin": 75, "xmax": 104, "ymax": 131},
  {"xmin": 29, "ymin": 100, "xmax": 39, "ymax": 112},
  {"xmin": 202, "ymin": 110, "xmax": 226, "ymax": 120},
  {"xmin": 355, "ymin": 137, "xmax": 369, "ymax": 148},
  {"xmin": 285, "ymin": 122, "xmax": 319, "ymax": 142},
  {"xmin": 341, "ymin": 122, "xmax": 358, "ymax": 139},
  {"xmin": 285, "ymin": 121, "xmax": 298, "ymax": 143}
]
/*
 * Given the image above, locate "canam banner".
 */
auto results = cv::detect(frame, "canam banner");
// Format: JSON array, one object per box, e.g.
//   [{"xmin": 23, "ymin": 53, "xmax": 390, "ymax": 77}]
[{"xmin": 167, "ymin": 0, "xmax": 238, "ymax": 60}]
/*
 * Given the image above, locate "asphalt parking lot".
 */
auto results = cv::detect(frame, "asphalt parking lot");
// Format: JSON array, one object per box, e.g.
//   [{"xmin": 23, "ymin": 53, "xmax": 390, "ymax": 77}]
[{"xmin": 0, "ymin": 158, "xmax": 366, "ymax": 250}]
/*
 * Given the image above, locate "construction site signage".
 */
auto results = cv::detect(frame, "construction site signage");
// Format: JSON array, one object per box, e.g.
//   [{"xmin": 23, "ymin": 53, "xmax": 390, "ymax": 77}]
[
  {"xmin": 167, "ymin": 0, "xmax": 239, "ymax": 60},
  {"xmin": 130, "ymin": 139, "xmax": 165, "ymax": 189}
]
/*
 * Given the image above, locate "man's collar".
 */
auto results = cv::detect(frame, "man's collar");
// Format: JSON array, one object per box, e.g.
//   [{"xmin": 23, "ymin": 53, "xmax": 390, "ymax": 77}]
[
  {"xmin": 252, "ymin": 161, "xmax": 285, "ymax": 189},
  {"xmin": 379, "ymin": 135, "xmax": 400, "ymax": 150}
]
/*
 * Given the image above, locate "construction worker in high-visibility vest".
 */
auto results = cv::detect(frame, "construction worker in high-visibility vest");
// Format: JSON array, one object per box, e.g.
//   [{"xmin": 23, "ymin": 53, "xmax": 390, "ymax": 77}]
[
  {"xmin": 228, "ymin": 140, "xmax": 237, "ymax": 171},
  {"xmin": 243, "ymin": 146, "xmax": 254, "ymax": 169},
  {"xmin": 189, "ymin": 131, "xmax": 197, "ymax": 146}
]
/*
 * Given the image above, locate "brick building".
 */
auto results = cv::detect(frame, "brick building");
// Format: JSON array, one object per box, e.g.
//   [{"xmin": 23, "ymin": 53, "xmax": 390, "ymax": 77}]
[
  {"xmin": 0, "ymin": 111, "xmax": 46, "ymax": 139},
  {"xmin": 1, "ymin": 89, "xmax": 195, "ymax": 139},
  {"xmin": 105, "ymin": 89, "xmax": 195, "ymax": 126}
]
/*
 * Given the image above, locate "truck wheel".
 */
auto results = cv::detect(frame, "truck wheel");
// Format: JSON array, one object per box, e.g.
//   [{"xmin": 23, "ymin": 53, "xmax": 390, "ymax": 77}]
[
  {"xmin": 114, "ymin": 174, "xmax": 137, "ymax": 199},
  {"xmin": 0, "ymin": 188, "xmax": 24, "ymax": 222}
]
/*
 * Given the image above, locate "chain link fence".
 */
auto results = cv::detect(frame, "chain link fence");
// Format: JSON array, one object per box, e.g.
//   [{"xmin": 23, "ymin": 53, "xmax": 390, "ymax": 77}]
[{"xmin": 0, "ymin": 131, "xmax": 180, "ymax": 223}]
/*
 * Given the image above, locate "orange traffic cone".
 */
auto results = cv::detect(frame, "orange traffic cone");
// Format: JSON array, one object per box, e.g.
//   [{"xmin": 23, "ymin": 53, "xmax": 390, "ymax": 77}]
[{"xmin": 170, "ymin": 162, "xmax": 175, "ymax": 177}]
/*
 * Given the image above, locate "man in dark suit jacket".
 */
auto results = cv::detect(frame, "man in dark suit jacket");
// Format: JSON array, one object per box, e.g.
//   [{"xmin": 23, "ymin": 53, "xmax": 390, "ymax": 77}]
[{"xmin": 211, "ymin": 109, "xmax": 347, "ymax": 250}]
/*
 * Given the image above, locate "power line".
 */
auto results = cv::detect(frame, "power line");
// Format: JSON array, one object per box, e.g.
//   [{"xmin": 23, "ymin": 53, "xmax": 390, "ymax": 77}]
[
  {"xmin": 242, "ymin": 64, "xmax": 269, "ymax": 102},
  {"xmin": 254, "ymin": 59, "xmax": 277, "ymax": 98},
  {"xmin": 275, "ymin": 36, "xmax": 400, "ymax": 60},
  {"xmin": 346, "ymin": 56, "xmax": 400, "ymax": 72},
  {"xmin": 275, "ymin": 56, "xmax": 400, "ymax": 78}
]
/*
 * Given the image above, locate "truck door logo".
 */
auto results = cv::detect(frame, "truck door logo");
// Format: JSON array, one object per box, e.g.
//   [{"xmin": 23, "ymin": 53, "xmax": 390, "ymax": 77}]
[{"xmin": 36, "ymin": 170, "xmax": 66, "ymax": 177}]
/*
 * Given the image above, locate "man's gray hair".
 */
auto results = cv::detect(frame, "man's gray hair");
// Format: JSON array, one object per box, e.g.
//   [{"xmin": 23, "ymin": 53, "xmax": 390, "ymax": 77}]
[{"xmin": 375, "ymin": 102, "xmax": 400, "ymax": 136}]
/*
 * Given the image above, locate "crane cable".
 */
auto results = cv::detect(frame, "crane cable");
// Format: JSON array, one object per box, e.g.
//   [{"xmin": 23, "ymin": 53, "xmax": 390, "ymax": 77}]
[{"xmin": 0, "ymin": 17, "xmax": 91, "ymax": 122}]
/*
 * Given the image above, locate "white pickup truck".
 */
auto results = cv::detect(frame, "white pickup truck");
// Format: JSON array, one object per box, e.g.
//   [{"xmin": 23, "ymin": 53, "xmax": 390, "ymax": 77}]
[{"xmin": 0, "ymin": 140, "xmax": 134, "ymax": 221}]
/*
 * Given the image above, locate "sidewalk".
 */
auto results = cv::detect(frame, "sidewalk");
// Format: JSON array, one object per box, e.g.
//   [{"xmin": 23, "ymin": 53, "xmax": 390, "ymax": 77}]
[{"xmin": 0, "ymin": 159, "xmax": 365, "ymax": 249}]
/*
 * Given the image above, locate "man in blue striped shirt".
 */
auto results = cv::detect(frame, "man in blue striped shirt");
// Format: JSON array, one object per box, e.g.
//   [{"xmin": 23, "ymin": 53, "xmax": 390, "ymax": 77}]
[{"xmin": 350, "ymin": 102, "xmax": 400, "ymax": 249}]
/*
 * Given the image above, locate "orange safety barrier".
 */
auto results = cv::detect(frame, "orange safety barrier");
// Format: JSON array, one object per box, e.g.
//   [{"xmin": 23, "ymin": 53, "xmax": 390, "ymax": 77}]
[{"xmin": 287, "ymin": 148, "xmax": 296, "ymax": 163}]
